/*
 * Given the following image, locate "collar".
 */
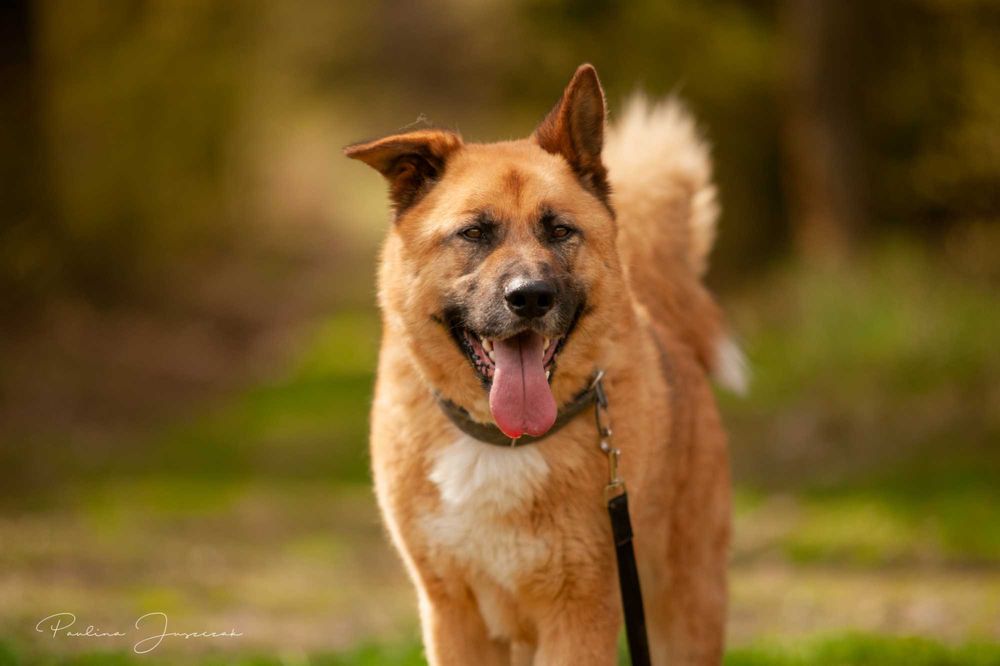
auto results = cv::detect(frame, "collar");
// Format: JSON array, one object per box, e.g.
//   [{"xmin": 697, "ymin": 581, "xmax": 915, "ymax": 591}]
[{"xmin": 435, "ymin": 372, "xmax": 602, "ymax": 447}]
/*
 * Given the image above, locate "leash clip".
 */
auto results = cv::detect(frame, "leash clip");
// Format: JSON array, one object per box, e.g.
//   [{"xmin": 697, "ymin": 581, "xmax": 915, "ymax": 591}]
[
  {"xmin": 593, "ymin": 370, "xmax": 626, "ymax": 500},
  {"xmin": 601, "ymin": 439, "xmax": 625, "ymax": 501}
]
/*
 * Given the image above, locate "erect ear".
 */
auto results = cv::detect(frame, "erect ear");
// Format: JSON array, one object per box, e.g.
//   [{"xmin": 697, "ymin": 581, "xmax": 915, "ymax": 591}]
[
  {"xmin": 344, "ymin": 129, "xmax": 463, "ymax": 214},
  {"xmin": 534, "ymin": 64, "xmax": 610, "ymax": 206}
]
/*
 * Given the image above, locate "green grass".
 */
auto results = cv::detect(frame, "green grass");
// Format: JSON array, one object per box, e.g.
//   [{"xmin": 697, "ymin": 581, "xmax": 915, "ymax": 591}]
[
  {"xmin": 719, "ymin": 239, "xmax": 999, "ymax": 565},
  {"xmin": 141, "ymin": 310, "xmax": 381, "ymax": 483},
  {"xmin": 725, "ymin": 634, "xmax": 1000, "ymax": 666},
  {"xmin": 787, "ymin": 456, "xmax": 1000, "ymax": 564},
  {"xmin": 725, "ymin": 240, "xmax": 998, "ymax": 410},
  {"xmin": 3, "ymin": 634, "xmax": 999, "ymax": 665},
  {"xmin": 733, "ymin": 452, "xmax": 1000, "ymax": 565}
]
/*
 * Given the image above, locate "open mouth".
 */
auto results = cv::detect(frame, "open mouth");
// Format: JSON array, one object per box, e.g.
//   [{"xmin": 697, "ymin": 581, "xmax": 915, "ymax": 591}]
[
  {"xmin": 456, "ymin": 328, "xmax": 563, "ymax": 439},
  {"xmin": 444, "ymin": 302, "xmax": 584, "ymax": 440},
  {"xmin": 459, "ymin": 330, "xmax": 564, "ymax": 383},
  {"xmin": 448, "ymin": 319, "xmax": 577, "ymax": 439}
]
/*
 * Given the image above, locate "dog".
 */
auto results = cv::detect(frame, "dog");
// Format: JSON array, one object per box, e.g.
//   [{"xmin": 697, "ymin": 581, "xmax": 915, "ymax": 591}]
[{"xmin": 345, "ymin": 64, "xmax": 744, "ymax": 665}]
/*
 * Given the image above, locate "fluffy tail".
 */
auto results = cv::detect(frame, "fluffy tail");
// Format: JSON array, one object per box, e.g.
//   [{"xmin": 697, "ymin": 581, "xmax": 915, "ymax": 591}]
[{"xmin": 604, "ymin": 94, "xmax": 747, "ymax": 393}]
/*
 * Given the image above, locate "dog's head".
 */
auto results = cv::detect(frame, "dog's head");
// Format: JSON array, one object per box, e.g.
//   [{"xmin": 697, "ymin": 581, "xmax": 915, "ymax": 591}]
[{"xmin": 346, "ymin": 65, "xmax": 624, "ymax": 439}]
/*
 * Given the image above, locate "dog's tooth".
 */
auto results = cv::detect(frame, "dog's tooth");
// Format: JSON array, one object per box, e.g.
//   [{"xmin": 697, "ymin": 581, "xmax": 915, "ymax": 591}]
[
  {"xmin": 488, "ymin": 350, "xmax": 495, "ymax": 362},
  {"xmin": 543, "ymin": 337, "xmax": 550, "ymax": 351},
  {"xmin": 482, "ymin": 338, "xmax": 493, "ymax": 352},
  {"xmin": 546, "ymin": 370, "xmax": 551, "ymax": 380}
]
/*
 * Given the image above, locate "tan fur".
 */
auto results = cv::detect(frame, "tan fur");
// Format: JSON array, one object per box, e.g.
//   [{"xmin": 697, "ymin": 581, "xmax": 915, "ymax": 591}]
[{"xmin": 350, "ymin": 65, "xmax": 731, "ymax": 665}]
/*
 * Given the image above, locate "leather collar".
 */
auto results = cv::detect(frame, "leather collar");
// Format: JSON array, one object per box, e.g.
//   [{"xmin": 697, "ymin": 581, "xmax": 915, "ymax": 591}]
[{"xmin": 435, "ymin": 373, "xmax": 601, "ymax": 447}]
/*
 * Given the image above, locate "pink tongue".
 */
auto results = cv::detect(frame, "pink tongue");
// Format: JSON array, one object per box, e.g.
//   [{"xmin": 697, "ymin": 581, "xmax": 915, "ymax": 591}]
[{"xmin": 489, "ymin": 331, "xmax": 557, "ymax": 439}]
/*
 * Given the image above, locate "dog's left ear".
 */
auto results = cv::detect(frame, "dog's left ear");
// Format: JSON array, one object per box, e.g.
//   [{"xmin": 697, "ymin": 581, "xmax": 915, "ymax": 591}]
[
  {"xmin": 344, "ymin": 129, "xmax": 463, "ymax": 215},
  {"xmin": 534, "ymin": 64, "xmax": 610, "ymax": 205}
]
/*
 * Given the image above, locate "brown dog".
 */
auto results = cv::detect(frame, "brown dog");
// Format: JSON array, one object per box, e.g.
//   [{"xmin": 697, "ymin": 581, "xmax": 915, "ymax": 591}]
[{"xmin": 346, "ymin": 64, "xmax": 744, "ymax": 665}]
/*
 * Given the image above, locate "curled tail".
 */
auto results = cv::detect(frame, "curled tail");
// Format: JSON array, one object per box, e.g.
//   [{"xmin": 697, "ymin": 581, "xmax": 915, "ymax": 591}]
[{"xmin": 605, "ymin": 94, "xmax": 747, "ymax": 393}]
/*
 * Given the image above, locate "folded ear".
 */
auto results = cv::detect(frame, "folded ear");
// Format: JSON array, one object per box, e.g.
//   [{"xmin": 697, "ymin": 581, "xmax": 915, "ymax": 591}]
[
  {"xmin": 344, "ymin": 129, "xmax": 463, "ymax": 214},
  {"xmin": 534, "ymin": 64, "xmax": 611, "ymax": 206}
]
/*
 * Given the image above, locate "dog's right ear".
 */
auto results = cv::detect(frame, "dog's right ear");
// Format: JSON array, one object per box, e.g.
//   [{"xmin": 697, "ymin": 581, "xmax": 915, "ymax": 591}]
[{"xmin": 344, "ymin": 129, "xmax": 463, "ymax": 215}]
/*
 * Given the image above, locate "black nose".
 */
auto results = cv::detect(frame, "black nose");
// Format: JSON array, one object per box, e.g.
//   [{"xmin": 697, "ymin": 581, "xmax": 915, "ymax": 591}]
[{"xmin": 504, "ymin": 279, "xmax": 556, "ymax": 319}]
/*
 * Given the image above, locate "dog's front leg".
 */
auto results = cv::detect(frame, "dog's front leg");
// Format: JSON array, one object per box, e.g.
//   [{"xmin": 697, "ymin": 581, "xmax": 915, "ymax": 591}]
[
  {"xmin": 419, "ymin": 588, "xmax": 510, "ymax": 666},
  {"xmin": 533, "ymin": 599, "xmax": 621, "ymax": 665}
]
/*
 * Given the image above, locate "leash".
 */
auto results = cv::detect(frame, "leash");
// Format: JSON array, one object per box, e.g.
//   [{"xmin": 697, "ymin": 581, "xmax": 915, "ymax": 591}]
[{"xmin": 592, "ymin": 371, "xmax": 651, "ymax": 666}]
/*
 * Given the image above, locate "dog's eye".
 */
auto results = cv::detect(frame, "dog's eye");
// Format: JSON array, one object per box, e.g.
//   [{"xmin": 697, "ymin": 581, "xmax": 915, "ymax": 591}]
[
  {"xmin": 460, "ymin": 226, "xmax": 485, "ymax": 241},
  {"xmin": 550, "ymin": 225, "xmax": 574, "ymax": 240}
]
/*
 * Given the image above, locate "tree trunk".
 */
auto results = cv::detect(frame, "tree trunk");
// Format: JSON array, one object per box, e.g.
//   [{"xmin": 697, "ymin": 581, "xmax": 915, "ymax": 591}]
[
  {"xmin": 781, "ymin": 0, "xmax": 865, "ymax": 263},
  {"xmin": 0, "ymin": 0, "xmax": 56, "ymax": 312}
]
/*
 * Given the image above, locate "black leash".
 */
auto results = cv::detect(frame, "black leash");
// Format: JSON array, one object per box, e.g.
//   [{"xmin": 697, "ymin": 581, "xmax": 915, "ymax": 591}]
[{"xmin": 593, "ymin": 372, "xmax": 651, "ymax": 666}]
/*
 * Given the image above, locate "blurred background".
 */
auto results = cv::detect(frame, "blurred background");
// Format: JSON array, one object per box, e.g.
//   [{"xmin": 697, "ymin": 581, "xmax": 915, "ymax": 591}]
[{"xmin": 1, "ymin": 0, "xmax": 997, "ymax": 664}]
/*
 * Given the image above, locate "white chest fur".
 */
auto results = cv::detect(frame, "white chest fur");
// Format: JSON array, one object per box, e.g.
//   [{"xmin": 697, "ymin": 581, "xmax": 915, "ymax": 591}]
[{"xmin": 421, "ymin": 434, "xmax": 552, "ymax": 590}]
